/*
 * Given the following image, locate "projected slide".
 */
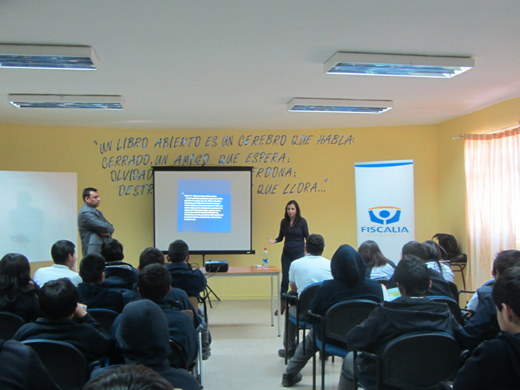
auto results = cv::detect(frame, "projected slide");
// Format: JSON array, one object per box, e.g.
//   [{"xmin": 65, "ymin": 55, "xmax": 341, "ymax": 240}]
[
  {"xmin": 178, "ymin": 179, "xmax": 231, "ymax": 233},
  {"xmin": 153, "ymin": 167, "xmax": 252, "ymax": 254}
]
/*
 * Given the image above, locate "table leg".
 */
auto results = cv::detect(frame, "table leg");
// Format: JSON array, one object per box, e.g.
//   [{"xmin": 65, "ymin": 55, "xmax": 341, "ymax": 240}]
[
  {"xmin": 277, "ymin": 272, "xmax": 281, "ymax": 336},
  {"xmin": 271, "ymin": 275, "xmax": 274, "ymax": 327}
]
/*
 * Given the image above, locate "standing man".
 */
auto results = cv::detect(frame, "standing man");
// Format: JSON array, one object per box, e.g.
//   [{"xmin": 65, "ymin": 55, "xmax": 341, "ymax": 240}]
[{"xmin": 78, "ymin": 187, "xmax": 114, "ymax": 257}]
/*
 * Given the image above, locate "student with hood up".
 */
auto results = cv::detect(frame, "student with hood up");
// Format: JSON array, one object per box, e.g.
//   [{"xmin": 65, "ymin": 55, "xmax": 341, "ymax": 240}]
[
  {"xmin": 282, "ymin": 244, "xmax": 384, "ymax": 387},
  {"xmin": 89, "ymin": 299, "xmax": 200, "ymax": 390}
]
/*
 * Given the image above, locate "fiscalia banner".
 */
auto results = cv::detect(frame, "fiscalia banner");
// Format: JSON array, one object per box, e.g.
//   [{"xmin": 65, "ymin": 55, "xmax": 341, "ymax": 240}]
[{"xmin": 355, "ymin": 160, "xmax": 415, "ymax": 263}]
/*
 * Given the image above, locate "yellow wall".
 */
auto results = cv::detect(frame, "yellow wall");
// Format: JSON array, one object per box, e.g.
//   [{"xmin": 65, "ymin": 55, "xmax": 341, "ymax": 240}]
[{"xmin": 1, "ymin": 123, "xmax": 440, "ymax": 299}]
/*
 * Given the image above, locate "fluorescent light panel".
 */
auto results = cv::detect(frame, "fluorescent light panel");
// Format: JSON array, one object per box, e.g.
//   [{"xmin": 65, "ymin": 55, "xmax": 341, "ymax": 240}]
[
  {"xmin": 0, "ymin": 44, "xmax": 97, "ymax": 70},
  {"xmin": 324, "ymin": 52, "xmax": 474, "ymax": 78},
  {"xmin": 287, "ymin": 98, "xmax": 393, "ymax": 114},
  {"xmin": 8, "ymin": 94, "xmax": 124, "ymax": 110}
]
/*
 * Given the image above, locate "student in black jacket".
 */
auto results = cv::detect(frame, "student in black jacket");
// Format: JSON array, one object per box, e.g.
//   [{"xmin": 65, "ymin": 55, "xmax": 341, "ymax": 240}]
[
  {"xmin": 89, "ymin": 300, "xmax": 200, "ymax": 390},
  {"xmin": 13, "ymin": 278, "xmax": 113, "ymax": 363},
  {"xmin": 454, "ymin": 266, "xmax": 520, "ymax": 389},
  {"xmin": 338, "ymin": 256, "xmax": 462, "ymax": 390},
  {"xmin": 78, "ymin": 253, "xmax": 124, "ymax": 313},
  {"xmin": 111, "ymin": 264, "xmax": 198, "ymax": 368}
]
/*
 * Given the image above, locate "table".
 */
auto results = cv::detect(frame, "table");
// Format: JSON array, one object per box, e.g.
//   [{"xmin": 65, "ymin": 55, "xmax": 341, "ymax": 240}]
[{"xmin": 202, "ymin": 266, "xmax": 282, "ymax": 336}]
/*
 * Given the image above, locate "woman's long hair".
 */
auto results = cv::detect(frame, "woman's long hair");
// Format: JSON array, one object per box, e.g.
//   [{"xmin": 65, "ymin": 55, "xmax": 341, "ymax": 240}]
[
  {"xmin": 358, "ymin": 240, "xmax": 390, "ymax": 268},
  {"xmin": 282, "ymin": 200, "xmax": 302, "ymax": 229},
  {"xmin": 422, "ymin": 240, "xmax": 444, "ymax": 277},
  {"xmin": 0, "ymin": 253, "xmax": 32, "ymax": 296}
]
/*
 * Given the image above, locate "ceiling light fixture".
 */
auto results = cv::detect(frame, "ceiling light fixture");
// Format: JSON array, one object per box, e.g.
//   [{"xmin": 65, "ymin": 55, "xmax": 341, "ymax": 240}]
[
  {"xmin": 0, "ymin": 44, "xmax": 98, "ymax": 70},
  {"xmin": 287, "ymin": 98, "xmax": 393, "ymax": 114},
  {"xmin": 8, "ymin": 94, "xmax": 124, "ymax": 110},
  {"xmin": 324, "ymin": 52, "xmax": 474, "ymax": 78}
]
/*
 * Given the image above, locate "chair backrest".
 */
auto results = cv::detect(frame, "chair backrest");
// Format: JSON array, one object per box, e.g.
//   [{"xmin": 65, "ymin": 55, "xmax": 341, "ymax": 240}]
[
  {"xmin": 447, "ymin": 281, "xmax": 460, "ymax": 304},
  {"xmin": 87, "ymin": 308, "xmax": 120, "ymax": 331},
  {"xmin": 0, "ymin": 311, "xmax": 25, "ymax": 340},
  {"xmin": 296, "ymin": 282, "xmax": 322, "ymax": 316},
  {"xmin": 104, "ymin": 267, "xmax": 137, "ymax": 290},
  {"xmin": 324, "ymin": 299, "xmax": 379, "ymax": 344},
  {"xmin": 169, "ymin": 338, "xmax": 188, "ymax": 369},
  {"xmin": 380, "ymin": 331, "xmax": 461, "ymax": 390},
  {"xmin": 427, "ymin": 296, "xmax": 464, "ymax": 325},
  {"xmin": 21, "ymin": 339, "xmax": 88, "ymax": 390}
]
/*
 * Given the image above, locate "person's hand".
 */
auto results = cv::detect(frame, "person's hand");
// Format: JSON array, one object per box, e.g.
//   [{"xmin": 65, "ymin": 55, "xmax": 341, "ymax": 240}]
[
  {"xmin": 73, "ymin": 303, "xmax": 88, "ymax": 320},
  {"xmin": 267, "ymin": 238, "xmax": 276, "ymax": 244}
]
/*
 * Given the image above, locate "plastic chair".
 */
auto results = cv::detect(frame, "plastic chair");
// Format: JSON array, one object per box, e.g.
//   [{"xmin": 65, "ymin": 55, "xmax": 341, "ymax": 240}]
[
  {"xmin": 283, "ymin": 282, "xmax": 322, "ymax": 364},
  {"xmin": 169, "ymin": 330, "xmax": 204, "ymax": 388},
  {"xmin": 310, "ymin": 299, "xmax": 379, "ymax": 390},
  {"xmin": 169, "ymin": 338, "xmax": 188, "ymax": 369},
  {"xmin": 87, "ymin": 308, "xmax": 120, "ymax": 331},
  {"xmin": 354, "ymin": 331, "xmax": 464, "ymax": 390},
  {"xmin": 21, "ymin": 339, "xmax": 89, "ymax": 390},
  {"xmin": 427, "ymin": 296, "xmax": 464, "ymax": 325},
  {"xmin": 0, "ymin": 311, "xmax": 25, "ymax": 340},
  {"xmin": 447, "ymin": 281, "xmax": 460, "ymax": 304},
  {"xmin": 104, "ymin": 267, "xmax": 137, "ymax": 290}
]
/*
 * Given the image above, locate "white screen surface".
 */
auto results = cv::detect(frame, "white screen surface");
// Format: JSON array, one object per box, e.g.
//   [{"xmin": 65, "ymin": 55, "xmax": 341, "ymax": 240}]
[
  {"xmin": 0, "ymin": 171, "xmax": 77, "ymax": 262},
  {"xmin": 153, "ymin": 167, "xmax": 253, "ymax": 253}
]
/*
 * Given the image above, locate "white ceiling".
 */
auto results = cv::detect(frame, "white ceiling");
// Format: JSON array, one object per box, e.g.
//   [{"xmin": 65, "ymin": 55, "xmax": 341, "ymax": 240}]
[{"xmin": 1, "ymin": 0, "xmax": 520, "ymax": 130}]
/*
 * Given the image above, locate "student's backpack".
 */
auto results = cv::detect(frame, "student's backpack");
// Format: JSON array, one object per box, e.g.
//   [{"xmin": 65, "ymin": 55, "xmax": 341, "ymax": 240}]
[{"xmin": 432, "ymin": 233, "xmax": 467, "ymax": 263}]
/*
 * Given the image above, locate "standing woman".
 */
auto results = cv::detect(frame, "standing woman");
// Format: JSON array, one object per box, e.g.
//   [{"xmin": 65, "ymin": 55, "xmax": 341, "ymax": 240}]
[
  {"xmin": 268, "ymin": 200, "xmax": 309, "ymax": 315},
  {"xmin": 0, "ymin": 253, "xmax": 42, "ymax": 322}
]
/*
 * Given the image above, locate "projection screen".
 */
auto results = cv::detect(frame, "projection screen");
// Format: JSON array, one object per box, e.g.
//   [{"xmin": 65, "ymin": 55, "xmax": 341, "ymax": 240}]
[{"xmin": 153, "ymin": 166, "xmax": 253, "ymax": 254}]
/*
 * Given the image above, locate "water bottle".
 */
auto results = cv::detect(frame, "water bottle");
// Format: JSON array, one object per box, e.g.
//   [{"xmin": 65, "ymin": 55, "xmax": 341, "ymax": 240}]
[{"xmin": 263, "ymin": 248, "xmax": 269, "ymax": 269}]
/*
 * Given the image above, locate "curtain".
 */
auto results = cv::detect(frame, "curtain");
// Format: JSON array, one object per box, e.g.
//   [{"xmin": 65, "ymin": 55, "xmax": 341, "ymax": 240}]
[{"xmin": 464, "ymin": 128, "xmax": 520, "ymax": 290}]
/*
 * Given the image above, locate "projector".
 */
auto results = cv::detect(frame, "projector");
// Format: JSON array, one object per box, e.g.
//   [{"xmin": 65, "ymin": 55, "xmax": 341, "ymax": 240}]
[{"xmin": 205, "ymin": 261, "xmax": 229, "ymax": 273}]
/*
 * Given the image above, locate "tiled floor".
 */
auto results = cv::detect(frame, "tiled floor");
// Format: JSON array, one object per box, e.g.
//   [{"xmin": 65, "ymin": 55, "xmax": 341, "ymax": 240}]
[{"xmin": 203, "ymin": 300, "xmax": 342, "ymax": 389}]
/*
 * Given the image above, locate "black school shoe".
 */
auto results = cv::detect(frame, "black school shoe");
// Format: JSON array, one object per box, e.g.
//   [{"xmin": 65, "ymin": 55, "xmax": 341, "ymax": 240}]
[{"xmin": 282, "ymin": 373, "xmax": 302, "ymax": 387}]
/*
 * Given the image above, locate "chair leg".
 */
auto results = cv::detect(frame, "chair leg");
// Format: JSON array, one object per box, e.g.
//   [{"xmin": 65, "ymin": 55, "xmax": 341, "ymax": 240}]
[
  {"xmin": 312, "ymin": 330, "xmax": 317, "ymax": 390},
  {"xmin": 284, "ymin": 304, "xmax": 289, "ymax": 365},
  {"xmin": 321, "ymin": 346, "xmax": 326, "ymax": 390}
]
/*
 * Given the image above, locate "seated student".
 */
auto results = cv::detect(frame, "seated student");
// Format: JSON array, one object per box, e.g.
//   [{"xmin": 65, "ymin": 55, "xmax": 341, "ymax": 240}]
[
  {"xmin": 338, "ymin": 256, "xmax": 463, "ymax": 390},
  {"xmin": 385, "ymin": 241, "xmax": 455, "ymax": 299},
  {"xmin": 422, "ymin": 240, "xmax": 455, "ymax": 282},
  {"xmin": 165, "ymin": 240, "xmax": 212, "ymax": 359},
  {"xmin": 282, "ymin": 244, "xmax": 384, "ymax": 387},
  {"xmin": 13, "ymin": 278, "xmax": 113, "ymax": 363},
  {"xmin": 358, "ymin": 240, "xmax": 396, "ymax": 281},
  {"xmin": 453, "ymin": 267, "xmax": 520, "ymax": 389},
  {"xmin": 166, "ymin": 240, "xmax": 206, "ymax": 301},
  {"xmin": 279, "ymin": 233, "xmax": 332, "ymax": 359},
  {"xmin": 122, "ymin": 247, "xmax": 193, "ymax": 314},
  {"xmin": 111, "ymin": 264, "xmax": 198, "ymax": 367},
  {"xmin": 86, "ymin": 364, "xmax": 174, "ymax": 390},
  {"xmin": 101, "ymin": 238, "xmax": 138, "ymax": 290},
  {"xmin": 33, "ymin": 240, "xmax": 82, "ymax": 287},
  {"xmin": 77, "ymin": 253, "xmax": 124, "ymax": 313},
  {"xmin": 0, "ymin": 253, "xmax": 42, "ymax": 322},
  {"xmin": 461, "ymin": 249, "xmax": 520, "ymax": 351},
  {"xmin": 89, "ymin": 300, "xmax": 200, "ymax": 390},
  {"xmin": 0, "ymin": 339, "xmax": 60, "ymax": 390},
  {"xmin": 123, "ymin": 247, "xmax": 211, "ymax": 359}
]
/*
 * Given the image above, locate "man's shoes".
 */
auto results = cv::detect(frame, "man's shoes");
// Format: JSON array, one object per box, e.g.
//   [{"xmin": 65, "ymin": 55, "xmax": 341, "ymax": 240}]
[
  {"xmin": 278, "ymin": 348, "xmax": 295, "ymax": 359},
  {"xmin": 282, "ymin": 373, "xmax": 302, "ymax": 387}
]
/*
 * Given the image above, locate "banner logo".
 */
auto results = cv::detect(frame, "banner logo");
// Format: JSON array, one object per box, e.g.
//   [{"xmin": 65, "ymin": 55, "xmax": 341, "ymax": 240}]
[
  {"xmin": 368, "ymin": 206, "xmax": 401, "ymax": 225},
  {"xmin": 361, "ymin": 206, "xmax": 409, "ymax": 233}
]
